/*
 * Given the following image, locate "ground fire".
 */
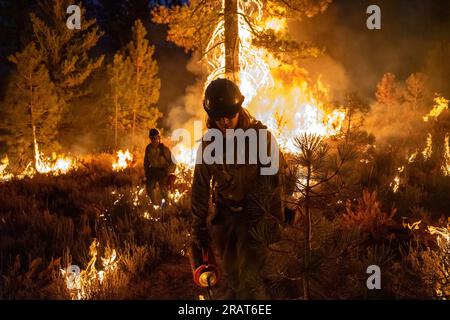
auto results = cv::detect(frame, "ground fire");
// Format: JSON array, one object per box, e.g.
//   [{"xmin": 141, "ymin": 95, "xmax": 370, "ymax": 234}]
[{"xmin": 0, "ymin": 0, "xmax": 450, "ymax": 303}]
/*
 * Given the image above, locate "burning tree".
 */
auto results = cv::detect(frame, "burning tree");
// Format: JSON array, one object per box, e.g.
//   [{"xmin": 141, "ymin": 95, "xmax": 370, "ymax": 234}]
[
  {"xmin": 152, "ymin": 0, "xmax": 344, "ymax": 164},
  {"xmin": 152, "ymin": 0, "xmax": 330, "ymax": 82},
  {"xmin": 369, "ymin": 93, "xmax": 450, "ymax": 219},
  {"xmin": 0, "ymin": 43, "xmax": 64, "ymax": 170},
  {"xmin": 375, "ymin": 73, "xmax": 399, "ymax": 115},
  {"xmin": 404, "ymin": 73, "xmax": 429, "ymax": 112}
]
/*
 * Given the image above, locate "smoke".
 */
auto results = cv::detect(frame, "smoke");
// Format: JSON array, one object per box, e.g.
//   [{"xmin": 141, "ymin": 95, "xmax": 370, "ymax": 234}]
[
  {"xmin": 298, "ymin": 52, "xmax": 349, "ymax": 101},
  {"xmin": 288, "ymin": 0, "xmax": 450, "ymax": 100},
  {"xmin": 164, "ymin": 54, "xmax": 206, "ymax": 130},
  {"xmin": 162, "ymin": 52, "xmax": 207, "ymax": 147},
  {"xmin": 286, "ymin": 0, "xmax": 450, "ymax": 149},
  {"xmin": 423, "ymin": 41, "xmax": 450, "ymax": 97}
]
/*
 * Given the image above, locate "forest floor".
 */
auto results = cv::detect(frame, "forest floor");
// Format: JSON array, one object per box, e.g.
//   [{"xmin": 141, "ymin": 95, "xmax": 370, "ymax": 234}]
[
  {"xmin": 0, "ymin": 153, "xmax": 206, "ymax": 299},
  {"xmin": 0, "ymin": 152, "xmax": 448, "ymax": 299}
]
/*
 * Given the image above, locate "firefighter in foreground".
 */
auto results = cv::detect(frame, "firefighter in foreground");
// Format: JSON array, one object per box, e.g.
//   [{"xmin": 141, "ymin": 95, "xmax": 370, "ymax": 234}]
[
  {"xmin": 190, "ymin": 78, "xmax": 286, "ymax": 299},
  {"xmin": 144, "ymin": 128, "xmax": 176, "ymax": 206}
]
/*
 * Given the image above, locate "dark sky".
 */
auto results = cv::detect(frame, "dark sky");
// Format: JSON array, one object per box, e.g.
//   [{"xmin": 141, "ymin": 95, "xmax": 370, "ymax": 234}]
[{"xmin": 291, "ymin": 0, "xmax": 450, "ymax": 100}]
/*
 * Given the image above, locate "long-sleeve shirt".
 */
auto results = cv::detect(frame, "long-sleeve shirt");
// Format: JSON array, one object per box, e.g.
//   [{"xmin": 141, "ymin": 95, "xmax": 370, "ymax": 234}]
[{"xmin": 144, "ymin": 143, "xmax": 176, "ymax": 178}]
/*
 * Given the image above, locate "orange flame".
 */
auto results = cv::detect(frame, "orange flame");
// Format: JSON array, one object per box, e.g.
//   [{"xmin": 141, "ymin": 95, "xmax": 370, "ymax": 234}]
[
  {"xmin": 33, "ymin": 137, "xmax": 76, "ymax": 175},
  {"xmin": 112, "ymin": 149, "xmax": 133, "ymax": 171},
  {"xmin": 61, "ymin": 239, "xmax": 118, "ymax": 300},
  {"xmin": 1, "ymin": 136, "xmax": 77, "ymax": 182}
]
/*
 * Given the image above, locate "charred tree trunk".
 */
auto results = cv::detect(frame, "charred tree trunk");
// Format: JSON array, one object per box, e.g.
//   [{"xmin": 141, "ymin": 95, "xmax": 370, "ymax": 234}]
[
  {"xmin": 224, "ymin": 0, "xmax": 239, "ymax": 83},
  {"xmin": 303, "ymin": 163, "xmax": 312, "ymax": 300}
]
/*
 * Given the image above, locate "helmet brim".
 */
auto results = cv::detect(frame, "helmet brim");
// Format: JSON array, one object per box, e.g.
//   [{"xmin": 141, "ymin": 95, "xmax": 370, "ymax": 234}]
[{"xmin": 205, "ymin": 103, "xmax": 242, "ymax": 120}]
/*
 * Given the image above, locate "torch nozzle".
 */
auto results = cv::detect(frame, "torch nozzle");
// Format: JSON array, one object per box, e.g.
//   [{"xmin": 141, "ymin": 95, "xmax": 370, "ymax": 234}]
[{"xmin": 199, "ymin": 269, "xmax": 218, "ymax": 288}]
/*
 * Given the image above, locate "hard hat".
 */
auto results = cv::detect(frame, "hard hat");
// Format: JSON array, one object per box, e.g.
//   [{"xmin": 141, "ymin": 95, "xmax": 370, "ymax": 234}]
[
  {"xmin": 149, "ymin": 128, "xmax": 160, "ymax": 138},
  {"xmin": 203, "ymin": 78, "xmax": 244, "ymax": 120}
]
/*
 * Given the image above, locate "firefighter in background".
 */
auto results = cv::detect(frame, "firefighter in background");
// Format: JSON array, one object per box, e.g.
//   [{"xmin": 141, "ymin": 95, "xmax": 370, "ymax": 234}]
[
  {"xmin": 144, "ymin": 128, "xmax": 176, "ymax": 206},
  {"xmin": 190, "ymin": 78, "xmax": 287, "ymax": 299}
]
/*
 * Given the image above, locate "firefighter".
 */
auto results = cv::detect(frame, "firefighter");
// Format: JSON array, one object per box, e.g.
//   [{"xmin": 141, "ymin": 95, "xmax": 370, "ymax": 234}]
[
  {"xmin": 144, "ymin": 128, "xmax": 176, "ymax": 206},
  {"xmin": 191, "ymin": 78, "xmax": 286, "ymax": 299}
]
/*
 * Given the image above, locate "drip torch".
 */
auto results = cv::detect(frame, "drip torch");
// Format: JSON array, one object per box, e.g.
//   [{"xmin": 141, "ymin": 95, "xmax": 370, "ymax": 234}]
[{"xmin": 188, "ymin": 241, "xmax": 220, "ymax": 300}]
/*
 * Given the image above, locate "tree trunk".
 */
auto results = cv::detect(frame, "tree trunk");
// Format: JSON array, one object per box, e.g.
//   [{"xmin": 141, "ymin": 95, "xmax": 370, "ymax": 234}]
[
  {"xmin": 28, "ymin": 72, "xmax": 37, "ymax": 168},
  {"xmin": 132, "ymin": 110, "xmax": 136, "ymax": 147},
  {"xmin": 132, "ymin": 65, "xmax": 141, "ymax": 147},
  {"xmin": 114, "ymin": 93, "xmax": 118, "ymax": 149},
  {"xmin": 303, "ymin": 164, "xmax": 312, "ymax": 300},
  {"xmin": 224, "ymin": 0, "xmax": 239, "ymax": 83}
]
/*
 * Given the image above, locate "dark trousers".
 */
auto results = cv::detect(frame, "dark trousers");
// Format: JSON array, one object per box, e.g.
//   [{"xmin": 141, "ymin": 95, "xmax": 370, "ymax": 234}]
[
  {"xmin": 146, "ymin": 168, "xmax": 168, "ymax": 205},
  {"xmin": 211, "ymin": 201, "xmax": 271, "ymax": 299}
]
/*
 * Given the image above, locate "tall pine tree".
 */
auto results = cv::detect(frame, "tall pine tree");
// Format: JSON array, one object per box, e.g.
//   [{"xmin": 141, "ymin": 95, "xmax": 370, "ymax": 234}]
[
  {"xmin": 0, "ymin": 43, "xmax": 63, "ymax": 170},
  {"xmin": 404, "ymin": 72, "xmax": 428, "ymax": 112},
  {"xmin": 107, "ymin": 53, "xmax": 133, "ymax": 148},
  {"xmin": 375, "ymin": 73, "xmax": 399, "ymax": 114},
  {"xmin": 30, "ymin": 0, "xmax": 104, "ymax": 102},
  {"xmin": 125, "ymin": 20, "xmax": 161, "ymax": 146}
]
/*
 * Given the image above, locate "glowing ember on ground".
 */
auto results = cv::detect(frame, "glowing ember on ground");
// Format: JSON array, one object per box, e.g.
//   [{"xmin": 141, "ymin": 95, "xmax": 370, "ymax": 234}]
[
  {"xmin": 112, "ymin": 149, "xmax": 133, "ymax": 171},
  {"xmin": 0, "ymin": 156, "xmax": 14, "ymax": 182},
  {"xmin": 168, "ymin": 189, "xmax": 187, "ymax": 203}
]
